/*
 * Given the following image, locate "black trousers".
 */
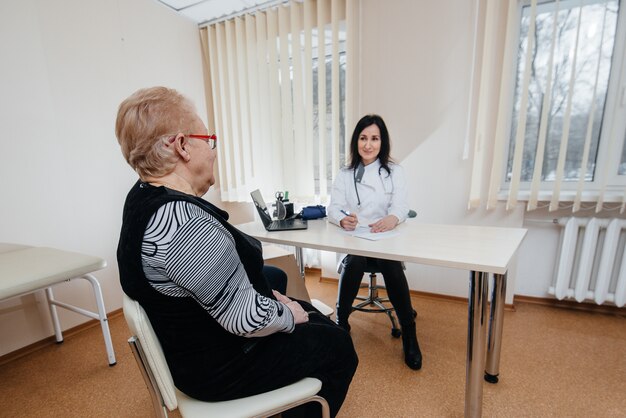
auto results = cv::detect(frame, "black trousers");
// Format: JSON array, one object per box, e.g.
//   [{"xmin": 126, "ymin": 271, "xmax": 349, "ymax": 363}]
[
  {"xmin": 263, "ymin": 264, "xmax": 288, "ymax": 294},
  {"xmin": 337, "ymin": 255, "xmax": 415, "ymax": 326},
  {"xmin": 216, "ymin": 299, "xmax": 358, "ymax": 418}
]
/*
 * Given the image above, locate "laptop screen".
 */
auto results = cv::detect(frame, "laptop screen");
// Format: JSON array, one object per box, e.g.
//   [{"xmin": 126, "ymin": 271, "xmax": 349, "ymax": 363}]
[{"xmin": 250, "ymin": 189, "xmax": 272, "ymax": 226}]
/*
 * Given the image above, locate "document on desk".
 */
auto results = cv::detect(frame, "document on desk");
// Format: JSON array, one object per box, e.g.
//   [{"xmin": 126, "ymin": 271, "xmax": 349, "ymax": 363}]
[{"xmin": 349, "ymin": 226, "xmax": 400, "ymax": 241}]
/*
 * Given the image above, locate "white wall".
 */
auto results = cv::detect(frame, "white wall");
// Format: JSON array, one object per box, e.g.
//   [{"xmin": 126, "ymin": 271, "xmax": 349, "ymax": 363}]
[{"xmin": 0, "ymin": 0, "xmax": 209, "ymax": 356}]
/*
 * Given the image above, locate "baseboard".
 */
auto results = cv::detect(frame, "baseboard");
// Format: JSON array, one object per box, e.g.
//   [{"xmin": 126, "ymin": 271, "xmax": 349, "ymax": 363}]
[
  {"xmin": 513, "ymin": 295, "xmax": 626, "ymax": 317},
  {"xmin": 0, "ymin": 308, "xmax": 123, "ymax": 367}
]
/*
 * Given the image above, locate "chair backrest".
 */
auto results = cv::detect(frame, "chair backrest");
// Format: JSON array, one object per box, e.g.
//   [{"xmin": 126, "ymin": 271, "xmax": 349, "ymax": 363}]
[{"xmin": 122, "ymin": 294, "xmax": 178, "ymax": 410}]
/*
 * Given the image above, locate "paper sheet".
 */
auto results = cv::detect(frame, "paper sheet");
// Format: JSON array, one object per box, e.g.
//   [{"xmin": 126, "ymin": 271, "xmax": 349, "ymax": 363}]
[{"xmin": 348, "ymin": 226, "xmax": 400, "ymax": 241}]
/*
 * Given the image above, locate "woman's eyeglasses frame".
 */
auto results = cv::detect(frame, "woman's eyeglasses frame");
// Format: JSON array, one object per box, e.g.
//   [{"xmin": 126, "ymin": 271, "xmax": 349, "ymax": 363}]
[
  {"xmin": 187, "ymin": 134, "xmax": 217, "ymax": 150},
  {"xmin": 164, "ymin": 133, "xmax": 218, "ymax": 150}
]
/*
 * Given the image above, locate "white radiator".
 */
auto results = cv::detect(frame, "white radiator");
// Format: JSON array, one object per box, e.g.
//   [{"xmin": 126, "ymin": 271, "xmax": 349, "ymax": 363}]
[{"xmin": 549, "ymin": 217, "xmax": 626, "ymax": 307}]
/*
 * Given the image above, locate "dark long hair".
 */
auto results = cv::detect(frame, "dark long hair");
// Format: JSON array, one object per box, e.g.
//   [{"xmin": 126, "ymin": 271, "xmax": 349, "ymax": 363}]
[{"xmin": 348, "ymin": 114, "xmax": 393, "ymax": 175}]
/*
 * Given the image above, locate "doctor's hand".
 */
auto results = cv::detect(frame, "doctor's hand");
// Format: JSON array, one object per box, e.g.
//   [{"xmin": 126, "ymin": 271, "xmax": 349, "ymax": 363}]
[
  {"xmin": 286, "ymin": 300, "xmax": 309, "ymax": 324},
  {"xmin": 369, "ymin": 215, "xmax": 399, "ymax": 233},
  {"xmin": 340, "ymin": 213, "xmax": 359, "ymax": 231}
]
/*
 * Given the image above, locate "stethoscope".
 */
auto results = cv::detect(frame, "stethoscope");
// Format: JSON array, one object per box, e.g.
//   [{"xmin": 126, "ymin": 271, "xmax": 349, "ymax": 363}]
[{"xmin": 353, "ymin": 163, "xmax": 395, "ymax": 207}]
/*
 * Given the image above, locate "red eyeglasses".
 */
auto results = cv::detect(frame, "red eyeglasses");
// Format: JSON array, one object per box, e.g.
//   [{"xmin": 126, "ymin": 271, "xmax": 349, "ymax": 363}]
[{"xmin": 187, "ymin": 134, "xmax": 218, "ymax": 149}]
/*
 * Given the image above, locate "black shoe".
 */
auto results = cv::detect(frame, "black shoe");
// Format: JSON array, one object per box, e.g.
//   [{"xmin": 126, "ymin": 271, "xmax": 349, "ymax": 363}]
[{"xmin": 401, "ymin": 323, "xmax": 422, "ymax": 370}]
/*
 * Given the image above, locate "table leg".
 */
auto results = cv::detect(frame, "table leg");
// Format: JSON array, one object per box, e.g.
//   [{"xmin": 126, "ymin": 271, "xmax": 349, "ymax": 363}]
[
  {"xmin": 465, "ymin": 271, "xmax": 489, "ymax": 418},
  {"xmin": 45, "ymin": 287, "xmax": 64, "ymax": 343},
  {"xmin": 485, "ymin": 272, "xmax": 507, "ymax": 383},
  {"xmin": 295, "ymin": 246, "xmax": 305, "ymax": 278}
]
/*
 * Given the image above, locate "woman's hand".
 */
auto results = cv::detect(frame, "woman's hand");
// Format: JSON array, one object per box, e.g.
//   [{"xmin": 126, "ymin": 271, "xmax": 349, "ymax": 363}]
[
  {"xmin": 340, "ymin": 213, "xmax": 359, "ymax": 231},
  {"xmin": 369, "ymin": 215, "xmax": 399, "ymax": 233},
  {"xmin": 272, "ymin": 290, "xmax": 291, "ymax": 304},
  {"xmin": 286, "ymin": 301, "xmax": 309, "ymax": 324}
]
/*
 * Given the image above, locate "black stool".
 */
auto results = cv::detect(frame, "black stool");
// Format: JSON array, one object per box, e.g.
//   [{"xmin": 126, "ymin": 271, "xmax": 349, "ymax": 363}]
[{"xmin": 352, "ymin": 258, "xmax": 403, "ymax": 338}]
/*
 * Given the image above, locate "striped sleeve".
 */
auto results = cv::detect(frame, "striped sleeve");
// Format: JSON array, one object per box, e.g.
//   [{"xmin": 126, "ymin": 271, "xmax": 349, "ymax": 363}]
[{"xmin": 142, "ymin": 201, "xmax": 295, "ymax": 337}]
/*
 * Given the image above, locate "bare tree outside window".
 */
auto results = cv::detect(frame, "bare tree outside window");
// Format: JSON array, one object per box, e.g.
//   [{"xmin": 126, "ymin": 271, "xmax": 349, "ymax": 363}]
[
  {"xmin": 507, "ymin": 0, "xmax": 619, "ymax": 183},
  {"xmin": 312, "ymin": 52, "xmax": 346, "ymax": 194},
  {"xmin": 277, "ymin": 24, "xmax": 346, "ymax": 197},
  {"xmin": 310, "ymin": 26, "xmax": 346, "ymax": 195}
]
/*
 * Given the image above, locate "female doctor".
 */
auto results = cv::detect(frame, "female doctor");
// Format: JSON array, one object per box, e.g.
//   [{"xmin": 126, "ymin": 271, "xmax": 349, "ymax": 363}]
[{"xmin": 328, "ymin": 114, "xmax": 422, "ymax": 370}]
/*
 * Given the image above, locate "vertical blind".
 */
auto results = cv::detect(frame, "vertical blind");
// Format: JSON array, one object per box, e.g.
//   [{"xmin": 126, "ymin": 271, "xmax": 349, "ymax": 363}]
[
  {"xmin": 200, "ymin": 0, "xmax": 358, "ymax": 202},
  {"xmin": 468, "ymin": 0, "xmax": 623, "ymax": 213}
]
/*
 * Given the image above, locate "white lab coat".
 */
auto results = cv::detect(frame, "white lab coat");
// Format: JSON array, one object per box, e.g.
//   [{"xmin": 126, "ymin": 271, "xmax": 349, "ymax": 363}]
[{"xmin": 328, "ymin": 159, "xmax": 409, "ymax": 227}]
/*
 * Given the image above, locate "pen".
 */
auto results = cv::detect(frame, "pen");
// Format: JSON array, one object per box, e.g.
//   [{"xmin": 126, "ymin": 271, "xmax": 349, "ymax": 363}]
[{"xmin": 340, "ymin": 209, "xmax": 351, "ymax": 217}]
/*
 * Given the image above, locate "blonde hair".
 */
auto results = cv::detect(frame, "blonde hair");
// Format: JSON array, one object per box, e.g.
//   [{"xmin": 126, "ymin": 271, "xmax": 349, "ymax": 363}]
[{"xmin": 115, "ymin": 86, "xmax": 197, "ymax": 178}]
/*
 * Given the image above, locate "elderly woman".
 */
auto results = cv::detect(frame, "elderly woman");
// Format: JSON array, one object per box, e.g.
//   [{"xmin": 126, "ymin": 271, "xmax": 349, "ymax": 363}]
[{"xmin": 115, "ymin": 86, "xmax": 357, "ymax": 417}]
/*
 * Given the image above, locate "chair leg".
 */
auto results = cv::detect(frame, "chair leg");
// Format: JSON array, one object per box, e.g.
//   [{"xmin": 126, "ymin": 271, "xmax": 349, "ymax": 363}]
[
  {"xmin": 128, "ymin": 337, "xmax": 169, "ymax": 418},
  {"xmin": 317, "ymin": 395, "xmax": 331, "ymax": 418}
]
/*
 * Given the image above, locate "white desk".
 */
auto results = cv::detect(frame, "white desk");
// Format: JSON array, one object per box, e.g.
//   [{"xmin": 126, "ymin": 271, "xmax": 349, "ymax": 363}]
[
  {"xmin": 0, "ymin": 245, "xmax": 116, "ymax": 366},
  {"xmin": 237, "ymin": 220, "xmax": 527, "ymax": 417}
]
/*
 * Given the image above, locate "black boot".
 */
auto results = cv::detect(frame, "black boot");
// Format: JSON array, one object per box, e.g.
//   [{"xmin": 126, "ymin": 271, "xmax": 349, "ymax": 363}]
[{"xmin": 401, "ymin": 322, "xmax": 422, "ymax": 370}]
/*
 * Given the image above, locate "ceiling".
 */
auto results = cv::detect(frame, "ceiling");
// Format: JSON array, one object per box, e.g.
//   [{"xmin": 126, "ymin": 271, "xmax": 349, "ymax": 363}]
[{"xmin": 156, "ymin": 0, "xmax": 279, "ymax": 25}]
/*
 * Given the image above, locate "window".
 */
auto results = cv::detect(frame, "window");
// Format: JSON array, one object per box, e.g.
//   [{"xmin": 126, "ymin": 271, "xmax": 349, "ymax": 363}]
[
  {"xmin": 504, "ymin": 0, "xmax": 626, "ymax": 207},
  {"xmin": 312, "ymin": 35, "xmax": 347, "ymax": 194},
  {"xmin": 200, "ymin": 0, "xmax": 354, "ymax": 202},
  {"xmin": 508, "ymin": 0, "xmax": 618, "ymax": 183},
  {"xmin": 467, "ymin": 0, "xmax": 626, "ymax": 211}
]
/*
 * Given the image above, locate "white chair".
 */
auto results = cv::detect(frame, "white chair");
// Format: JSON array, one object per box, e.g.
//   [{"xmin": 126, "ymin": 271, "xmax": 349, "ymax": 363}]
[{"xmin": 122, "ymin": 294, "xmax": 330, "ymax": 418}]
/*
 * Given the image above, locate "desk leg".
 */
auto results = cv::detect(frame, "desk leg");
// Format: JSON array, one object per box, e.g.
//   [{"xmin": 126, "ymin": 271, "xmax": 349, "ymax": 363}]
[
  {"xmin": 45, "ymin": 287, "xmax": 64, "ymax": 343},
  {"xmin": 465, "ymin": 271, "xmax": 489, "ymax": 418},
  {"xmin": 295, "ymin": 246, "xmax": 305, "ymax": 279},
  {"xmin": 485, "ymin": 273, "xmax": 506, "ymax": 383}
]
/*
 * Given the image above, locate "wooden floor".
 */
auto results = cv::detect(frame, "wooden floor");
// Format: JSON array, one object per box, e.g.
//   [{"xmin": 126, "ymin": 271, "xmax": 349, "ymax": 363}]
[{"xmin": 1, "ymin": 272, "xmax": 625, "ymax": 417}]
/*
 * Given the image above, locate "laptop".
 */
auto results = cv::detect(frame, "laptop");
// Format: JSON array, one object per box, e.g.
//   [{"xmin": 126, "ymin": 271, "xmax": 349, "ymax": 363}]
[{"xmin": 250, "ymin": 189, "xmax": 308, "ymax": 231}]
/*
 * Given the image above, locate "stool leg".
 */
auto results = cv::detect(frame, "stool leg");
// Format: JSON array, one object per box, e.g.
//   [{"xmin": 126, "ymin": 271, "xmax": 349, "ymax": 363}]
[
  {"xmin": 386, "ymin": 310, "xmax": 402, "ymax": 338},
  {"xmin": 352, "ymin": 273, "xmax": 402, "ymax": 338},
  {"xmin": 369, "ymin": 273, "xmax": 379, "ymax": 300}
]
